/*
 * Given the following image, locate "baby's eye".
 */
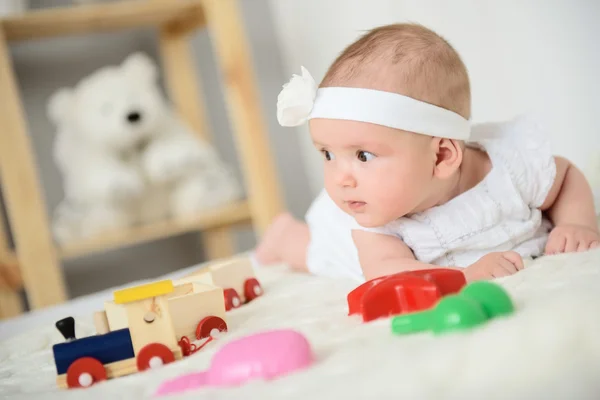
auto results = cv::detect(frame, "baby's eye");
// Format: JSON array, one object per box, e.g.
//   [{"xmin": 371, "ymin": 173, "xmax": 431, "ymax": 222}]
[
  {"xmin": 321, "ymin": 150, "xmax": 335, "ymax": 161},
  {"xmin": 357, "ymin": 150, "xmax": 375, "ymax": 162}
]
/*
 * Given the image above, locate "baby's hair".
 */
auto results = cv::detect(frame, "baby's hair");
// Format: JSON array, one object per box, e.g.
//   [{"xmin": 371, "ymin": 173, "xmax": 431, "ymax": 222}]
[{"xmin": 321, "ymin": 23, "xmax": 471, "ymax": 120}]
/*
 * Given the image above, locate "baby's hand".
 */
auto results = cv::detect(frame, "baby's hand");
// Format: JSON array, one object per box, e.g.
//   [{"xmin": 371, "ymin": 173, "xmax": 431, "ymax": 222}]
[
  {"xmin": 463, "ymin": 251, "xmax": 524, "ymax": 282},
  {"xmin": 545, "ymin": 224, "xmax": 600, "ymax": 255}
]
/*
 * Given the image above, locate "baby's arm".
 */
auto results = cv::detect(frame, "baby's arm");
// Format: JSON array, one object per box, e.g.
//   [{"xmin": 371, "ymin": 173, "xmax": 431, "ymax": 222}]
[
  {"xmin": 541, "ymin": 157, "xmax": 599, "ymax": 253},
  {"xmin": 352, "ymin": 230, "xmax": 523, "ymax": 281},
  {"xmin": 351, "ymin": 230, "xmax": 448, "ymax": 280}
]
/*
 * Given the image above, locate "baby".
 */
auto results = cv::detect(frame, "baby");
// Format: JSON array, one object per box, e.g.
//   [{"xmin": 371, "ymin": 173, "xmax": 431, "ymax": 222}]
[{"xmin": 256, "ymin": 23, "xmax": 599, "ymax": 283}]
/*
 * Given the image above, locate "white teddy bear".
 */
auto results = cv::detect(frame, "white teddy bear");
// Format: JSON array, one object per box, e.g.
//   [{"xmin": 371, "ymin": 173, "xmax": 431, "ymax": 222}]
[{"xmin": 48, "ymin": 52, "xmax": 242, "ymax": 243}]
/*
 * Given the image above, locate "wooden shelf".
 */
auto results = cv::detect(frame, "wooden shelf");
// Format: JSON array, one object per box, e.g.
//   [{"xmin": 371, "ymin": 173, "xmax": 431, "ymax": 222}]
[
  {"xmin": 58, "ymin": 200, "xmax": 251, "ymax": 260},
  {"xmin": 0, "ymin": 0, "xmax": 283, "ymax": 316},
  {"xmin": 0, "ymin": 0, "xmax": 205, "ymax": 42}
]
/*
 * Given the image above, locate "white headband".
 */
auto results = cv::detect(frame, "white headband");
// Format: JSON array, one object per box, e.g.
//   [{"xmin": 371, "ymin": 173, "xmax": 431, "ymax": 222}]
[{"xmin": 277, "ymin": 66, "xmax": 471, "ymax": 140}]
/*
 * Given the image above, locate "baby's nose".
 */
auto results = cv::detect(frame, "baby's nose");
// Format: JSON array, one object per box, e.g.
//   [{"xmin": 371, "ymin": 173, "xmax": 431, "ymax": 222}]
[
  {"xmin": 337, "ymin": 171, "xmax": 357, "ymax": 188},
  {"xmin": 126, "ymin": 111, "xmax": 142, "ymax": 124}
]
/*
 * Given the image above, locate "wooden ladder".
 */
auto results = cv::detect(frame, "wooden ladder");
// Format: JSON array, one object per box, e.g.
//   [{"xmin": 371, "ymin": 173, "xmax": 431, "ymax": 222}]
[{"xmin": 0, "ymin": 0, "xmax": 284, "ymax": 318}]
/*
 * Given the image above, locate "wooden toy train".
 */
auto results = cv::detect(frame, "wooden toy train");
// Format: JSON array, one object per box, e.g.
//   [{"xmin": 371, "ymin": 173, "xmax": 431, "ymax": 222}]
[
  {"xmin": 176, "ymin": 255, "xmax": 263, "ymax": 311},
  {"xmin": 52, "ymin": 256, "xmax": 262, "ymax": 389}
]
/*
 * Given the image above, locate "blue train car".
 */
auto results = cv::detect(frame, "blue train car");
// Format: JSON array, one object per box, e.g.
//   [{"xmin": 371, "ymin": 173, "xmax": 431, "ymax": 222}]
[{"xmin": 52, "ymin": 328, "xmax": 135, "ymax": 375}]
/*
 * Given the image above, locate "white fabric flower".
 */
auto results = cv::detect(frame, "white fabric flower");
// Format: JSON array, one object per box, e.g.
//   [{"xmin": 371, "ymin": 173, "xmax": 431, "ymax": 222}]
[{"xmin": 277, "ymin": 66, "xmax": 317, "ymax": 127}]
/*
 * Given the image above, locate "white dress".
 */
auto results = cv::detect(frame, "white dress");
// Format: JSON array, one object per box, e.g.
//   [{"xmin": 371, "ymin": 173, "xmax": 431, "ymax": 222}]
[{"xmin": 305, "ymin": 116, "xmax": 557, "ymax": 282}]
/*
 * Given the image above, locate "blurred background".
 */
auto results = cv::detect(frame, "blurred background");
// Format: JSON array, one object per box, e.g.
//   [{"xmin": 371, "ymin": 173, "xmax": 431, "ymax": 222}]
[{"xmin": 1, "ymin": 0, "xmax": 599, "ymax": 303}]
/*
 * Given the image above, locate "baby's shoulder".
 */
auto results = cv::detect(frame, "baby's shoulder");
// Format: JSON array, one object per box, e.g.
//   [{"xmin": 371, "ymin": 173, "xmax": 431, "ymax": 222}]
[{"xmin": 472, "ymin": 115, "xmax": 556, "ymax": 208}]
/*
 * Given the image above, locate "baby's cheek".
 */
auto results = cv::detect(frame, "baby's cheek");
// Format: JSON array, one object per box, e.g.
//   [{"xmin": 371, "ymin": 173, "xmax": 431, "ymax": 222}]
[
  {"xmin": 367, "ymin": 182, "xmax": 391, "ymax": 200},
  {"xmin": 381, "ymin": 184, "xmax": 413, "ymax": 215},
  {"xmin": 322, "ymin": 171, "xmax": 336, "ymax": 193}
]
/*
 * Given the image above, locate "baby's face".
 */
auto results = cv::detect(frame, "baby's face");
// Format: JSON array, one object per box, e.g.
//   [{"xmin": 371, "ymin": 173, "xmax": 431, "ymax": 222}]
[{"xmin": 310, "ymin": 119, "xmax": 434, "ymax": 227}]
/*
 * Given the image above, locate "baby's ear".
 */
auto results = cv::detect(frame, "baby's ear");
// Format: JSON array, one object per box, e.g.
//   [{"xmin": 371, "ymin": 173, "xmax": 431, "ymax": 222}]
[
  {"xmin": 122, "ymin": 52, "xmax": 157, "ymax": 83},
  {"xmin": 432, "ymin": 138, "xmax": 463, "ymax": 179},
  {"xmin": 47, "ymin": 88, "xmax": 74, "ymax": 125}
]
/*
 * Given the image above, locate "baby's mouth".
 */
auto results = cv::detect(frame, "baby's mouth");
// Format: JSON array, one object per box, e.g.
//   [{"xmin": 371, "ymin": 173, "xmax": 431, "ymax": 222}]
[{"xmin": 346, "ymin": 200, "xmax": 366, "ymax": 211}]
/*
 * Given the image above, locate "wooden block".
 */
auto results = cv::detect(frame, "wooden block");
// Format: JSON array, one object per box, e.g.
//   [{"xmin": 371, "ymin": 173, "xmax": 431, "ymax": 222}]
[
  {"xmin": 167, "ymin": 282, "xmax": 226, "ymax": 340},
  {"xmin": 104, "ymin": 301, "xmax": 128, "ymax": 332},
  {"xmin": 123, "ymin": 296, "xmax": 179, "ymax": 355},
  {"xmin": 176, "ymin": 269, "xmax": 214, "ymax": 286},
  {"xmin": 105, "ymin": 357, "xmax": 138, "ymax": 379},
  {"xmin": 208, "ymin": 256, "xmax": 255, "ymax": 301},
  {"xmin": 105, "ymin": 281, "xmax": 227, "ymax": 341},
  {"xmin": 93, "ymin": 311, "xmax": 110, "ymax": 335},
  {"xmin": 113, "ymin": 280, "xmax": 174, "ymax": 304},
  {"xmin": 169, "ymin": 282, "xmax": 196, "ymax": 298}
]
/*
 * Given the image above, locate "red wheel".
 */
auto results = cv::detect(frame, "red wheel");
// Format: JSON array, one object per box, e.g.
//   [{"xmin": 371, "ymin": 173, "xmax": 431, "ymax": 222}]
[
  {"xmin": 223, "ymin": 288, "xmax": 242, "ymax": 311},
  {"xmin": 244, "ymin": 278, "xmax": 263, "ymax": 302},
  {"xmin": 136, "ymin": 343, "xmax": 175, "ymax": 372},
  {"xmin": 196, "ymin": 316, "xmax": 228, "ymax": 340},
  {"xmin": 66, "ymin": 357, "xmax": 106, "ymax": 389}
]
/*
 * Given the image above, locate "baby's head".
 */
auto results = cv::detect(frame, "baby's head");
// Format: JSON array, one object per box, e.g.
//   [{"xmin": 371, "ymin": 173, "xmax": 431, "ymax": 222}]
[
  {"xmin": 308, "ymin": 23, "xmax": 471, "ymax": 227},
  {"xmin": 319, "ymin": 23, "xmax": 471, "ymax": 119}
]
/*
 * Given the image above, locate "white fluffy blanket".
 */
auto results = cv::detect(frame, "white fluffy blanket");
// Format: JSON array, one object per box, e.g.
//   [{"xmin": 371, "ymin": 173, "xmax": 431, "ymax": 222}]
[{"xmin": 1, "ymin": 248, "xmax": 600, "ymax": 399}]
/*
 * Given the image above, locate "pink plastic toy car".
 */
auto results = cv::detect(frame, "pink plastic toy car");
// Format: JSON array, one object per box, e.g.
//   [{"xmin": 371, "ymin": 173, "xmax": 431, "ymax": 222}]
[{"xmin": 155, "ymin": 329, "xmax": 314, "ymax": 396}]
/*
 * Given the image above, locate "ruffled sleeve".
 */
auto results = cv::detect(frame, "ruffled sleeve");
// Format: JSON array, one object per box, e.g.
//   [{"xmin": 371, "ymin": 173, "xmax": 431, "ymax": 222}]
[{"xmin": 473, "ymin": 115, "xmax": 557, "ymax": 208}]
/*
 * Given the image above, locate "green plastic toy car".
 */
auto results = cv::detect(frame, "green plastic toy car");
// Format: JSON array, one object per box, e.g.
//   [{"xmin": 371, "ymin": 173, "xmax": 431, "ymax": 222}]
[{"xmin": 391, "ymin": 281, "xmax": 514, "ymax": 335}]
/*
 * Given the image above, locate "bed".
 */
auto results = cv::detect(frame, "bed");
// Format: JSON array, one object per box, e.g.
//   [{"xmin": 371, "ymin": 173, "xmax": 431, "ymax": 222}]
[{"xmin": 1, "ymin": 247, "xmax": 600, "ymax": 399}]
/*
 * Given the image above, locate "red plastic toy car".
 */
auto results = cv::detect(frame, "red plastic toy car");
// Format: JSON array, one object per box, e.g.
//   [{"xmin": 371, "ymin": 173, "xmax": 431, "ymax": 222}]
[{"xmin": 347, "ymin": 269, "xmax": 466, "ymax": 322}]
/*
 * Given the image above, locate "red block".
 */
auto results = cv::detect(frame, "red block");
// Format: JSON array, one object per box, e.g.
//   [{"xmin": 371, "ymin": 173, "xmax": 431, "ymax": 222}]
[
  {"xmin": 347, "ymin": 268, "xmax": 466, "ymax": 323},
  {"xmin": 405, "ymin": 269, "xmax": 466, "ymax": 296},
  {"xmin": 347, "ymin": 275, "xmax": 392, "ymax": 316}
]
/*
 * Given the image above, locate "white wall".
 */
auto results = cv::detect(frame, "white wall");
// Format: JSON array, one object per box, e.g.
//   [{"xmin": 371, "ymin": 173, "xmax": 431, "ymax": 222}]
[{"xmin": 269, "ymin": 0, "xmax": 600, "ymax": 198}]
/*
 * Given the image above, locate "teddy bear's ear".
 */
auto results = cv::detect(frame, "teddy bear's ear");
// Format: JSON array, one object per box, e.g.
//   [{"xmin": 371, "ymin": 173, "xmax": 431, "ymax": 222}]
[
  {"xmin": 122, "ymin": 52, "xmax": 157, "ymax": 83},
  {"xmin": 47, "ymin": 88, "xmax": 74, "ymax": 125}
]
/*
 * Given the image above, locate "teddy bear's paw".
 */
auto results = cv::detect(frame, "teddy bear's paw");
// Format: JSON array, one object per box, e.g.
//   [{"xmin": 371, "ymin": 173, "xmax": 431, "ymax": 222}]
[
  {"xmin": 107, "ymin": 170, "xmax": 145, "ymax": 203},
  {"xmin": 168, "ymin": 180, "xmax": 214, "ymax": 217},
  {"xmin": 177, "ymin": 144, "xmax": 212, "ymax": 171},
  {"xmin": 143, "ymin": 137, "xmax": 217, "ymax": 184},
  {"xmin": 53, "ymin": 223, "xmax": 77, "ymax": 244},
  {"xmin": 169, "ymin": 169, "xmax": 243, "ymax": 218},
  {"xmin": 141, "ymin": 145, "xmax": 173, "ymax": 184},
  {"xmin": 143, "ymin": 157, "xmax": 180, "ymax": 184},
  {"xmin": 78, "ymin": 206, "xmax": 134, "ymax": 238},
  {"xmin": 51, "ymin": 201, "xmax": 134, "ymax": 241}
]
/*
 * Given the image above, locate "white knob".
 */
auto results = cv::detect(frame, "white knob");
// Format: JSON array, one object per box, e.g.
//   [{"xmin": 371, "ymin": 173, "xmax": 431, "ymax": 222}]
[
  {"xmin": 78, "ymin": 373, "xmax": 93, "ymax": 387},
  {"xmin": 149, "ymin": 356, "xmax": 164, "ymax": 369}
]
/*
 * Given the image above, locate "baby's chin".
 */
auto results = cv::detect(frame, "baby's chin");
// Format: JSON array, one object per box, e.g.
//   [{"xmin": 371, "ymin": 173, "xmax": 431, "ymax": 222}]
[
  {"xmin": 336, "ymin": 200, "xmax": 398, "ymax": 227},
  {"xmin": 351, "ymin": 213, "xmax": 394, "ymax": 228}
]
